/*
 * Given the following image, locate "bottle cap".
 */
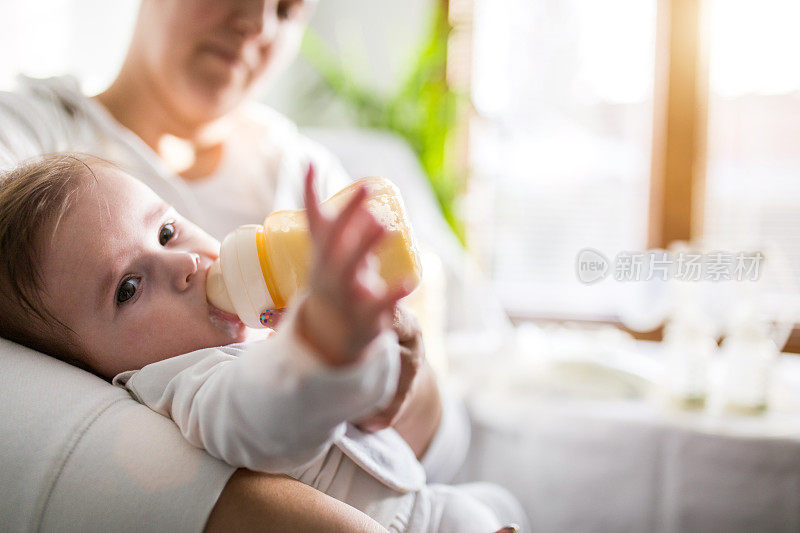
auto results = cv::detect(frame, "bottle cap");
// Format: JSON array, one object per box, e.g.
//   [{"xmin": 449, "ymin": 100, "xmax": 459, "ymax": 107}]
[{"xmin": 218, "ymin": 225, "xmax": 275, "ymax": 328}]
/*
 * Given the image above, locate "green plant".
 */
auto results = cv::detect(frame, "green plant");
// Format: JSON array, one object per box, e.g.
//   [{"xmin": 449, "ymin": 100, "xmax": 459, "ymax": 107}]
[{"xmin": 301, "ymin": 4, "xmax": 466, "ymax": 243}]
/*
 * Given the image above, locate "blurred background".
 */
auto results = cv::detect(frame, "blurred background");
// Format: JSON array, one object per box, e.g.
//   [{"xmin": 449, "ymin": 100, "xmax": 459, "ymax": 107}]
[
  {"xmin": 3, "ymin": 0, "xmax": 800, "ymax": 341},
  {"xmin": 3, "ymin": 1, "xmax": 800, "ymax": 529}
]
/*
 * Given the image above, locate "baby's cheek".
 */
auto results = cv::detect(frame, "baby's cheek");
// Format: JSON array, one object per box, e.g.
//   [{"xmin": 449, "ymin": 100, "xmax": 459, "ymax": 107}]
[
  {"xmin": 142, "ymin": 307, "xmax": 221, "ymax": 358},
  {"xmin": 112, "ymin": 311, "xmax": 181, "ymax": 367},
  {"xmin": 140, "ymin": 312, "xmax": 192, "ymax": 349},
  {"xmin": 116, "ymin": 323, "xmax": 170, "ymax": 370}
]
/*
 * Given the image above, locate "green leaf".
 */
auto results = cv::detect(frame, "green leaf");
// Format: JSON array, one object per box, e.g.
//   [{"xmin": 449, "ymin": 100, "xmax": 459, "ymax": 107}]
[{"xmin": 300, "ymin": 4, "xmax": 466, "ymax": 244}]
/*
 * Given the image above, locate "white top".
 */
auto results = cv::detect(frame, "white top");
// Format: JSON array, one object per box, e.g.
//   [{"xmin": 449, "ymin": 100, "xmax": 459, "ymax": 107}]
[{"xmin": 112, "ymin": 302, "xmax": 427, "ymax": 494}]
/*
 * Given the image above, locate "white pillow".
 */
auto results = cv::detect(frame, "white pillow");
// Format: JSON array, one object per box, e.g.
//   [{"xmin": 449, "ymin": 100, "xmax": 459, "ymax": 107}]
[{"xmin": 0, "ymin": 337, "xmax": 234, "ymax": 532}]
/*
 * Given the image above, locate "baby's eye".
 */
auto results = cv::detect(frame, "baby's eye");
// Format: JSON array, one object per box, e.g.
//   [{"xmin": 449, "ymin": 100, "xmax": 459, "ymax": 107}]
[
  {"xmin": 116, "ymin": 277, "xmax": 140, "ymax": 305},
  {"xmin": 159, "ymin": 221, "xmax": 176, "ymax": 246}
]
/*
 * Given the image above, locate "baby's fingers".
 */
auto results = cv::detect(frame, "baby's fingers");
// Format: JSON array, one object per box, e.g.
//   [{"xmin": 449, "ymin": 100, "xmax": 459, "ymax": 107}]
[
  {"xmin": 342, "ymin": 219, "xmax": 386, "ymax": 283},
  {"xmin": 304, "ymin": 163, "xmax": 324, "ymax": 237},
  {"xmin": 323, "ymin": 186, "xmax": 368, "ymax": 259}
]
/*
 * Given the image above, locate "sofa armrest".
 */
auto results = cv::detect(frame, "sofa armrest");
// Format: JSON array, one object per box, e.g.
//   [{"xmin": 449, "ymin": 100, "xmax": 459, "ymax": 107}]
[{"xmin": 0, "ymin": 338, "xmax": 234, "ymax": 532}]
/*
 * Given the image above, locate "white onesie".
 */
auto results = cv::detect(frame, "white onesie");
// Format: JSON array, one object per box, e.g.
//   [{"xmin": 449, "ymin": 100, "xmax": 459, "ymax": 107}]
[{"xmin": 112, "ymin": 306, "xmax": 525, "ymax": 532}]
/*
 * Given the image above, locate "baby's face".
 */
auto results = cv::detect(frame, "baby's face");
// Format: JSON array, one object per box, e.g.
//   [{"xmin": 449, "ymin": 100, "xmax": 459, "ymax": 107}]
[{"xmin": 40, "ymin": 165, "xmax": 247, "ymax": 378}]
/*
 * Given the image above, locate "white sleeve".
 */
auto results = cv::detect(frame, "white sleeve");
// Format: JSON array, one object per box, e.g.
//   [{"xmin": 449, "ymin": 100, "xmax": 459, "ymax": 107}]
[
  {"xmin": 278, "ymin": 134, "xmax": 354, "ymax": 208},
  {"xmin": 302, "ymin": 136, "xmax": 354, "ymax": 197},
  {"xmin": 0, "ymin": 90, "xmax": 52, "ymax": 170},
  {"xmin": 0, "ymin": 85, "xmax": 80, "ymax": 171},
  {"xmin": 115, "ymin": 308, "xmax": 400, "ymax": 475}
]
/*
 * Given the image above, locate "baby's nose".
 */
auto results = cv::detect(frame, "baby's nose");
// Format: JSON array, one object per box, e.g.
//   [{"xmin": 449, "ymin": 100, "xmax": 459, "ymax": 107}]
[{"xmin": 172, "ymin": 251, "xmax": 200, "ymax": 291}]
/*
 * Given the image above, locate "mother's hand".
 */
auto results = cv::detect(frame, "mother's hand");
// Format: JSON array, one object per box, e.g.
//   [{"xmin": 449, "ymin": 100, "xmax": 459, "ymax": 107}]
[
  {"xmin": 355, "ymin": 305, "xmax": 425, "ymax": 432},
  {"xmin": 356, "ymin": 305, "xmax": 443, "ymax": 459}
]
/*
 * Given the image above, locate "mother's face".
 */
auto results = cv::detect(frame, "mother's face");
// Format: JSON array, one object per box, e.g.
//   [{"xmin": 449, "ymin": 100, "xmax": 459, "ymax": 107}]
[{"xmin": 135, "ymin": 0, "xmax": 311, "ymax": 123}]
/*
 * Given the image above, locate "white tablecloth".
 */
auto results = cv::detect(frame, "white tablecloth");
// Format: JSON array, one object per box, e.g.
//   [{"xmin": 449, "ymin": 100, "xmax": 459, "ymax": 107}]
[{"xmin": 457, "ymin": 345, "xmax": 800, "ymax": 533}]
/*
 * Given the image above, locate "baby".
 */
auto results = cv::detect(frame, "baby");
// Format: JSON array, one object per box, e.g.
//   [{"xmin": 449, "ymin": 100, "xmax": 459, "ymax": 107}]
[{"xmin": 0, "ymin": 154, "xmax": 526, "ymax": 532}]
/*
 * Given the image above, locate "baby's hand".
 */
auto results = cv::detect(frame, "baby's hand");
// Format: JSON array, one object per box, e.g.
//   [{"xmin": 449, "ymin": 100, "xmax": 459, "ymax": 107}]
[{"xmin": 296, "ymin": 165, "xmax": 410, "ymax": 367}]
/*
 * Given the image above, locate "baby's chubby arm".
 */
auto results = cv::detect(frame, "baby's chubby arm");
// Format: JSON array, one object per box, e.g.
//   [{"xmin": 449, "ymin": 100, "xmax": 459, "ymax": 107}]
[{"xmin": 118, "ymin": 305, "xmax": 400, "ymax": 474}]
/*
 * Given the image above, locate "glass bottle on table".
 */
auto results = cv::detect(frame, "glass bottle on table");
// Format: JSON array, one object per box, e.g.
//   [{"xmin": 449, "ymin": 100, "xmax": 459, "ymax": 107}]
[
  {"xmin": 662, "ymin": 304, "xmax": 718, "ymax": 410},
  {"xmin": 720, "ymin": 307, "xmax": 778, "ymax": 414}
]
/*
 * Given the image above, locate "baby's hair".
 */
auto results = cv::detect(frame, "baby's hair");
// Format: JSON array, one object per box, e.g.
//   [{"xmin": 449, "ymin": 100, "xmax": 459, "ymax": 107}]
[{"xmin": 0, "ymin": 153, "xmax": 111, "ymax": 366}]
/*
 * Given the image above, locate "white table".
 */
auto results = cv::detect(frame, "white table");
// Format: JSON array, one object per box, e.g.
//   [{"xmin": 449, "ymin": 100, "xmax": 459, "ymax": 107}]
[{"xmin": 454, "ymin": 339, "xmax": 800, "ymax": 533}]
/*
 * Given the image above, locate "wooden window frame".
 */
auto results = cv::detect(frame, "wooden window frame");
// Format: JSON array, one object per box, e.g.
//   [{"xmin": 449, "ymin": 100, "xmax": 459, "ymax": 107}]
[{"xmin": 449, "ymin": 0, "xmax": 800, "ymax": 353}]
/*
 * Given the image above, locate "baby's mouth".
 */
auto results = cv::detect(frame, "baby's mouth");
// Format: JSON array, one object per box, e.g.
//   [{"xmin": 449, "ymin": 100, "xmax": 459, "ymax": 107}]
[{"xmin": 208, "ymin": 303, "xmax": 247, "ymax": 341}]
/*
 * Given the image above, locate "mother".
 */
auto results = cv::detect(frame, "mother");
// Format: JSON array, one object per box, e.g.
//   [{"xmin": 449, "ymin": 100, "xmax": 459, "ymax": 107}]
[
  {"xmin": 0, "ymin": 0, "xmax": 470, "ymax": 531},
  {"xmin": 1, "ymin": 0, "xmax": 351, "ymax": 239}
]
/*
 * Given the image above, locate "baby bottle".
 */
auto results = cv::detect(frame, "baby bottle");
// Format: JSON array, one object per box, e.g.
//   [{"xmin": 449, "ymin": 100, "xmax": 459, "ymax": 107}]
[{"xmin": 206, "ymin": 177, "xmax": 422, "ymax": 328}]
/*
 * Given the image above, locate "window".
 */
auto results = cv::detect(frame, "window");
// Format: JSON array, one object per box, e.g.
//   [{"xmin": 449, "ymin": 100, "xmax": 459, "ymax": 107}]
[
  {"xmin": 703, "ymin": 0, "xmax": 800, "ymax": 324},
  {"xmin": 0, "ymin": 1, "xmax": 136, "ymax": 93},
  {"xmin": 466, "ymin": 0, "xmax": 657, "ymax": 319},
  {"xmin": 462, "ymin": 0, "xmax": 800, "ymax": 349}
]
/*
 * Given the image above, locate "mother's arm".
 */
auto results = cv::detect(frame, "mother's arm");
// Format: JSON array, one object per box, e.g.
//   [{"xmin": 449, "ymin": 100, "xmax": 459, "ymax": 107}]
[{"xmin": 205, "ymin": 469, "xmax": 387, "ymax": 532}]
